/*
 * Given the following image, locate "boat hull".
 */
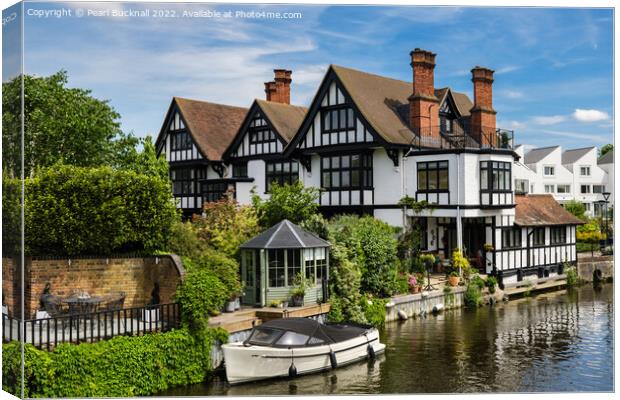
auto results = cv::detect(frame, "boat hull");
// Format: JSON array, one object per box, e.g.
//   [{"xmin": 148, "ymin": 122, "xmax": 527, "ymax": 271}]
[{"xmin": 222, "ymin": 328, "xmax": 385, "ymax": 384}]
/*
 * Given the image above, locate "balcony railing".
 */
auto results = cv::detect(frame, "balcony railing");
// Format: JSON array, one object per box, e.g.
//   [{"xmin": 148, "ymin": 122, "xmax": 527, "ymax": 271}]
[{"xmin": 410, "ymin": 125, "xmax": 515, "ymax": 150}]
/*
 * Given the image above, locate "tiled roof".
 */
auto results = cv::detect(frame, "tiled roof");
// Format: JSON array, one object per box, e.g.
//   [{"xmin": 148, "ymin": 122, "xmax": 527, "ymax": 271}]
[
  {"xmin": 562, "ymin": 147, "xmax": 595, "ymax": 165},
  {"xmin": 514, "ymin": 194, "xmax": 584, "ymax": 227},
  {"xmin": 598, "ymin": 149, "xmax": 614, "ymax": 165},
  {"xmin": 331, "ymin": 65, "xmax": 473, "ymax": 146},
  {"xmin": 524, "ymin": 146, "xmax": 559, "ymax": 164},
  {"xmin": 174, "ymin": 97, "xmax": 248, "ymax": 161},
  {"xmin": 256, "ymin": 100, "xmax": 307, "ymax": 143},
  {"xmin": 240, "ymin": 220, "xmax": 330, "ymax": 249}
]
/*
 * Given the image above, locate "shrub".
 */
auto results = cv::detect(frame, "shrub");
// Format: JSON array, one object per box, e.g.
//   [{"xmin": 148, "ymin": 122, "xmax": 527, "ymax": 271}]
[
  {"xmin": 166, "ymin": 221, "xmax": 203, "ymax": 259},
  {"xmin": 486, "ymin": 276, "xmax": 498, "ymax": 294},
  {"xmin": 251, "ymin": 181, "xmax": 320, "ymax": 227},
  {"xmin": 450, "ymin": 249, "xmax": 473, "ymax": 279},
  {"xmin": 327, "ymin": 244, "xmax": 366, "ymax": 324},
  {"xmin": 470, "ymin": 274, "xmax": 486, "ymax": 290},
  {"xmin": 360, "ymin": 296, "xmax": 388, "ymax": 328},
  {"xmin": 2, "ymin": 327, "xmax": 227, "ymax": 398},
  {"xmin": 192, "ymin": 196, "xmax": 260, "ymax": 258},
  {"xmin": 299, "ymin": 213, "xmax": 330, "ymax": 240},
  {"xmin": 395, "ymin": 273, "xmax": 410, "ymax": 294},
  {"xmin": 328, "ymin": 215, "xmax": 399, "ymax": 296},
  {"xmin": 565, "ymin": 265, "xmax": 579, "ymax": 286},
  {"xmin": 564, "ymin": 200, "xmax": 587, "ymax": 221},
  {"xmin": 464, "ymin": 283, "xmax": 482, "ymax": 308},
  {"xmin": 22, "ymin": 165, "xmax": 178, "ymax": 256}
]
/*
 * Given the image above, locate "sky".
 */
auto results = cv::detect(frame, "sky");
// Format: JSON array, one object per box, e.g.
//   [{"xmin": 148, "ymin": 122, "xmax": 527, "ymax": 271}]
[{"xmin": 4, "ymin": 2, "xmax": 614, "ymax": 151}]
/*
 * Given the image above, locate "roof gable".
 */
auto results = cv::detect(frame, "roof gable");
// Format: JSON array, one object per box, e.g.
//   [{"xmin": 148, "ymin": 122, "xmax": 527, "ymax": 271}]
[
  {"xmin": 515, "ymin": 195, "xmax": 584, "ymax": 226},
  {"xmin": 156, "ymin": 97, "xmax": 247, "ymax": 161},
  {"xmin": 562, "ymin": 147, "xmax": 596, "ymax": 165},
  {"xmin": 240, "ymin": 219, "xmax": 330, "ymax": 249},
  {"xmin": 598, "ymin": 149, "xmax": 614, "ymax": 165},
  {"xmin": 524, "ymin": 146, "xmax": 560, "ymax": 164}
]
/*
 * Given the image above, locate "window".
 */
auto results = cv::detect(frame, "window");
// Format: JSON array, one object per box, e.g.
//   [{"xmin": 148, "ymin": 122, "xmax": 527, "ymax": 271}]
[
  {"xmin": 314, "ymin": 248, "xmax": 327, "ymax": 285},
  {"xmin": 321, "ymin": 153, "xmax": 373, "ymax": 190},
  {"xmin": 544, "ymin": 166, "xmax": 555, "ymax": 176},
  {"xmin": 440, "ymin": 116, "xmax": 454, "ymax": 133},
  {"xmin": 593, "ymin": 185, "xmax": 605, "ymax": 194},
  {"xmin": 584, "ymin": 202, "xmax": 591, "ymax": 211},
  {"xmin": 581, "ymin": 185, "xmax": 591, "ymax": 194},
  {"xmin": 203, "ymin": 181, "xmax": 229, "ymax": 203},
  {"xmin": 170, "ymin": 131, "xmax": 192, "ymax": 151},
  {"xmin": 532, "ymin": 227, "xmax": 545, "ymax": 246},
  {"xmin": 243, "ymin": 251, "xmax": 255, "ymax": 287},
  {"xmin": 265, "ymin": 161, "xmax": 299, "ymax": 192},
  {"xmin": 515, "ymin": 179, "xmax": 529, "ymax": 194},
  {"xmin": 171, "ymin": 168, "xmax": 194, "ymax": 195},
  {"xmin": 580, "ymin": 166, "xmax": 591, "ymax": 176},
  {"xmin": 268, "ymin": 249, "xmax": 285, "ymax": 287},
  {"xmin": 418, "ymin": 161, "xmax": 449, "ymax": 191},
  {"xmin": 249, "ymin": 116, "xmax": 275, "ymax": 144},
  {"xmin": 248, "ymin": 328, "xmax": 282, "ymax": 346},
  {"xmin": 557, "ymin": 184, "xmax": 571, "ymax": 193},
  {"xmin": 321, "ymin": 107, "xmax": 355, "ymax": 133},
  {"xmin": 276, "ymin": 331, "xmax": 310, "ymax": 347},
  {"xmin": 594, "ymin": 202, "xmax": 605, "ymax": 216},
  {"xmin": 502, "ymin": 228, "xmax": 521, "ymax": 249},
  {"xmin": 480, "ymin": 161, "xmax": 512, "ymax": 191},
  {"xmin": 550, "ymin": 227, "xmax": 566, "ymax": 244},
  {"xmin": 544, "ymin": 185, "xmax": 555, "ymax": 193},
  {"xmin": 232, "ymin": 162, "xmax": 248, "ymax": 178},
  {"xmin": 286, "ymin": 249, "xmax": 302, "ymax": 286}
]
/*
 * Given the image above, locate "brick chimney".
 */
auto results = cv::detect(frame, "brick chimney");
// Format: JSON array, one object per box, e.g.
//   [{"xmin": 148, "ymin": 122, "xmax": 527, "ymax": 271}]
[
  {"xmin": 264, "ymin": 69, "xmax": 292, "ymax": 104},
  {"xmin": 409, "ymin": 48, "xmax": 440, "ymax": 143},
  {"xmin": 469, "ymin": 66, "xmax": 497, "ymax": 146}
]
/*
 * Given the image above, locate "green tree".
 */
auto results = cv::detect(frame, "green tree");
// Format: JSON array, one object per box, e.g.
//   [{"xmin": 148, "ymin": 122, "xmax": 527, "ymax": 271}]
[
  {"xmin": 564, "ymin": 200, "xmax": 587, "ymax": 221},
  {"xmin": 251, "ymin": 181, "xmax": 320, "ymax": 227},
  {"xmin": 600, "ymin": 144, "xmax": 613, "ymax": 157},
  {"xmin": 113, "ymin": 135, "xmax": 169, "ymax": 181},
  {"xmin": 2, "ymin": 71, "xmax": 133, "ymax": 177}
]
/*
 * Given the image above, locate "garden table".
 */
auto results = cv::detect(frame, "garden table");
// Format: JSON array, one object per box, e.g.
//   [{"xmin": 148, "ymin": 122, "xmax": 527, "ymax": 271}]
[{"xmin": 63, "ymin": 296, "xmax": 104, "ymax": 316}]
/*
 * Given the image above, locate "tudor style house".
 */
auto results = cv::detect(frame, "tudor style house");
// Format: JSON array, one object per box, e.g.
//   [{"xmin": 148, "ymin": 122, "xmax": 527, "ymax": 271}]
[{"xmin": 156, "ymin": 48, "xmax": 585, "ymax": 285}]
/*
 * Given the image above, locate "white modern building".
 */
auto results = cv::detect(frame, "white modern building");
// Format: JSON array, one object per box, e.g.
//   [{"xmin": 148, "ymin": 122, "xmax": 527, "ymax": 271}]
[
  {"xmin": 513, "ymin": 145, "xmax": 612, "ymax": 217},
  {"xmin": 156, "ymin": 48, "xmax": 584, "ymax": 285}
]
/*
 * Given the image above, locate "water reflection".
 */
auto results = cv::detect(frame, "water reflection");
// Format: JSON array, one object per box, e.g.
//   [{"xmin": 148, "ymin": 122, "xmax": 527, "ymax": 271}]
[{"xmin": 160, "ymin": 284, "xmax": 613, "ymax": 395}]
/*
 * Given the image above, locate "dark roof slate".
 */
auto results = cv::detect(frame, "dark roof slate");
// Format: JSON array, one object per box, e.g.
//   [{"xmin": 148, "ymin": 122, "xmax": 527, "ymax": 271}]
[
  {"xmin": 562, "ymin": 147, "xmax": 595, "ymax": 165},
  {"xmin": 256, "ymin": 100, "xmax": 307, "ymax": 143},
  {"xmin": 514, "ymin": 195, "xmax": 584, "ymax": 227},
  {"xmin": 598, "ymin": 149, "xmax": 614, "ymax": 165},
  {"xmin": 524, "ymin": 146, "xmax": 559, "ymax": 164},
  {"xmin": 240, "ymin": 219, "xmax": 330, "ymax": 249}
]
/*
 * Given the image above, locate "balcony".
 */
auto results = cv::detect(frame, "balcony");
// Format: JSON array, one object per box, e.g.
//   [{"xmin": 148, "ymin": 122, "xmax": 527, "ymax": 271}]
[{"xmin": 410, "ymin": 125, "xmax": 515, "ymax": 151}]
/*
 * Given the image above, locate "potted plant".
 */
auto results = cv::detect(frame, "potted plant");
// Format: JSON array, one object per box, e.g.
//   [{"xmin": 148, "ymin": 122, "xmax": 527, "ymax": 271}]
[
  {"xmin": 449, "ymin": 271, "xmax": 460, "ymax": 287},
  {"xmin": 408, "ymin": 274, "xmax": 419, "ymax": 294},
  {"xmin": 290, "ymin": 272, "xmax": 307, "ymax": 307},
  {"xmin": 483, "ymin": 243, "xmax": 494, "ymax": 253}
]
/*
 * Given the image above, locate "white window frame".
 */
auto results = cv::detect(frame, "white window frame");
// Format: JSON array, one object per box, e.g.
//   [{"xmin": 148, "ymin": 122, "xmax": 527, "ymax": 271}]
[
  {"xmin": 543, "ymin": 165, "xmax": 555, "ymax": 176},
  {"xmin": 544, "ymin": 184, "xmax": 555, "ymax": 193},
  {"xmin": 556, "ymin": 184, "xmax": 571, "ymax": 194},
  {"xmin": 580, "ymin": 165, "xmax": 591, "ymax": 176},
  {"xmin": 580, "ymin": 185, "xmax": 591, "ymax": 194}
]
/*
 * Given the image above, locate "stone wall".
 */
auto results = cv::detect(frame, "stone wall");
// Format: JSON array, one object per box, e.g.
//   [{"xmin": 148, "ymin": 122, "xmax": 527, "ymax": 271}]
[
  {"xmin": 386, "ymin": 287, "xmax": 467, "ymax": 322},
  {"xmin": 2, "ymin": 255, "xmax": 184, "ymax": 319},
  {"xmin": 577, "ymin": 255, "xmax": 614, "ymax": 282}
]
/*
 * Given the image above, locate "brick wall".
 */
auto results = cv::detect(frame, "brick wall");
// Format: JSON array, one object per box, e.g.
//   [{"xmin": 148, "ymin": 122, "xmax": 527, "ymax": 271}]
[
  {"xmin": 2, "ymin": 255, "xmax": 184, "ymax": 319},
  {"xmin": 2, "ymin": 257, "xmax": 22, "ymax": 317}
]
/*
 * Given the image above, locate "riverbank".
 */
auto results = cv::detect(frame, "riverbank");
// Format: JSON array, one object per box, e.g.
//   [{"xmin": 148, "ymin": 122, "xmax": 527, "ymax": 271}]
[{"xmin": 160, "ymin": 282, "xmax": 613, "ymax": 395}]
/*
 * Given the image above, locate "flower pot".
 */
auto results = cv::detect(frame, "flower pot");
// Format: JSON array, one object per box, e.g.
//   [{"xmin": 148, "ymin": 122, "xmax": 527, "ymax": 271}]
[
  {"xmin": 449, "ymin": 276, "xmax": 460, "ymax": 287},
  {"xmin": 234, "ymin": 297, "xmax": 241, "ymax": 310},
  {"xmin": 291, "ymin": 295, "xmax": 304, "ymax": 307},
  {"xmin": 225, "ymin": 300, "xmax": 236, "ymax": 313}
]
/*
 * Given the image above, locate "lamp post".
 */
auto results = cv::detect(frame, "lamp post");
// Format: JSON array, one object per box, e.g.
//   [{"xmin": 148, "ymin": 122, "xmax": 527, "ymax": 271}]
[{"xmin": 603, "ymin": 192, "xmax": 611, "ymax": 250}]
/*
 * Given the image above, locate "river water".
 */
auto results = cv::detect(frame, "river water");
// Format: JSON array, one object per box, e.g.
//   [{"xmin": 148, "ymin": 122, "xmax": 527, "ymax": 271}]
[{"xmin": 162, "ymin": 284, "xmax": 613, "ymax": 395}]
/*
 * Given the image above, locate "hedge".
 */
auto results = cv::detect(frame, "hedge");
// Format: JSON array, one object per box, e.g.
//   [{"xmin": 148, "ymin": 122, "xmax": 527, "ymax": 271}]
[
  {"xmin": 7, "ymin": 164, "xmax": 179, "ymax": 256},
  {"xmin": 2, "ymin": 327, "xmax": 228, "ymax": 398}
]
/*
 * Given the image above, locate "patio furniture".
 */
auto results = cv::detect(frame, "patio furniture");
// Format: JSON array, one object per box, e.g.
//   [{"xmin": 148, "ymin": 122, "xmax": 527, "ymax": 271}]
[
  {"xmin": 42, "ymin": 295, "xmax": 70, "ymax": 329},
  {"xmin": 101, "ymin": 292, "xmax": 126, "ymax": 313},
  {"xmin": 63, "ymin": 296, "xmax": 104, "ymax": 316}
]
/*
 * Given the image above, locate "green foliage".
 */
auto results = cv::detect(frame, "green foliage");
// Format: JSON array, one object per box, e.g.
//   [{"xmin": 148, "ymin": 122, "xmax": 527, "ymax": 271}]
[
  {"xmin": 2, "ymin": 327, "xmax": 227, "ymax": 398},
  {"xmin": 464, "ymin": 283, "xmax": 482, "ymax": 308},
  {"xmin": 600, "ymin": 144, "xmax": 613, "ymax": 157},
  {"xmin": 252, "ymin": 181, "xmax": 320, "ymax": 227},
  {"xmin": 564, "ymin": 200, "xmax": 587, "ymax": 221},
  {"xmin": 395, "ymin": 273, "xmax": 410, "ymax": 294},
  {"xmin": 299, "ymin": 213, "xmax": 330, "ymax": 240},
  {"xmin": 443, "ymin": 285, "xmax": 455, "ymax": 308},
  {"xmin": 360, "ymin": 296, "xmax": 388, "ymax": 328},
  {"xmin": 450, "ymin": 249, "xmax": 473, "ymax": 279},
  {"xmin": 327, "ymin": 244, "xmax": 366, "ymax": 324},
  {"xmin": 21, "ymin": 165, "xmax": 178, "ymax": 256},
  {"xmin": 2, "ymin": 71, "xmax": 132, "ymax": 177},
  {"xmin": 290, "ymin": 272, "xmax": 310, "ymax": 297},
  {"xmin": 485, "ymin": 276, "xmax": 498, "ymax": 294},
  {"xmin": 192, "ymin": 196, "xmax": 260, "ymax": 258},
  {"xmin": 470, "ymin": 274, "xmax": 486, "ymax": 290},
  {"xmin": 2, "ymin": 175, "xmax": 21, "ymax": 255},
  {"xmin": 328, "ymin": 215, "xmax": 399, "ymax": 296},
  {"xmin": 397, "ymin": 222, "xmax": 425, "ymax": 272},
  {"xmin": 398, "ymin": 196, "xmax": 434, "ymax": 214},
  {"xmin": 115, "ymin": 136, "xmax": 170, "ymax": 181},
  {"xmin": 166, "ymin": 221, "xmax": 203, "ymax": 260},
  {"xmin": 565, "ymin": 265, "xmax": 579, "ymax": 286}
]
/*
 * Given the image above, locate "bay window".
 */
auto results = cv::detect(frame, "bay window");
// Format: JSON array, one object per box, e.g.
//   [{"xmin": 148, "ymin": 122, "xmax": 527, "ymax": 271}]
[
  {"xmin": 321, "ymin": 153, "xmax": 373, "ymax": 190},
  {"xmin": 417, "ymin": 161, "xmax": 449, "ymax": 191},
  {"xmin": 480, "ymin": 161, "xmax": 512, "ymax": 191},
  {"xmin": 265, "ymin": 161, "xmax": 299, "ymax": 192}
]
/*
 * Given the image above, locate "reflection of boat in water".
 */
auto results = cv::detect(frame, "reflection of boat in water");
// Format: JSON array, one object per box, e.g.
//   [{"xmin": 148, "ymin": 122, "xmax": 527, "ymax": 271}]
[{"xmin": 222, "ymin": 318, "xmax": 386, "ymax": 385}]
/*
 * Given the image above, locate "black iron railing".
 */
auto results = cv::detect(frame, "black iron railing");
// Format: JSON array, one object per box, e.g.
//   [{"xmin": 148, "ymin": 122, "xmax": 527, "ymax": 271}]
[
  {"xmin": 411, "ymin": 125, "xmax": 515, "ymax": 150},
  {"xmin": 2, "ymin": 303, "xmax": 180, "ymax": 350}
]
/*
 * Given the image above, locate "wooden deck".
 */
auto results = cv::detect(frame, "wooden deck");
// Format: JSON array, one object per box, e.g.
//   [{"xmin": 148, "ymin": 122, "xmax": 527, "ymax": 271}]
[{"xmin": 207, "ymin": 303, "xmax": 331, "ymax": 333}]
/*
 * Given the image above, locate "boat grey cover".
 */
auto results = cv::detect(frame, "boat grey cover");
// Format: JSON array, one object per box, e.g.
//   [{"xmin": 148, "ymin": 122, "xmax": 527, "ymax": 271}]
[{"xmin": 247, "ymin": 318, "xmax": 371, "ymax": 346}]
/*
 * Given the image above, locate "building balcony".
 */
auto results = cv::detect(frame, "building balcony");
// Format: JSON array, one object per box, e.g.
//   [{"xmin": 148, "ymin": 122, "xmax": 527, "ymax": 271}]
[{"xmin": 411, "ymin": 125, "xmax": 515, "ymax": 151}]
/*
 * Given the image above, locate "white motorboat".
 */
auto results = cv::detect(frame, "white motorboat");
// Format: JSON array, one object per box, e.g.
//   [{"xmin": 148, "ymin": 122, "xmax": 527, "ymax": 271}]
[{"xmin": 222, "ymin": 317, "xmax": 386, "ymax": 384}]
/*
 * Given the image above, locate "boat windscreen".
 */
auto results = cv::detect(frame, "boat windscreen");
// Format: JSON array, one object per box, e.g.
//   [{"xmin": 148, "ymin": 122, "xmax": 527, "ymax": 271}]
[{"xmin": 247, "ymin": 327, "xmax": 283, "ymax": 346}]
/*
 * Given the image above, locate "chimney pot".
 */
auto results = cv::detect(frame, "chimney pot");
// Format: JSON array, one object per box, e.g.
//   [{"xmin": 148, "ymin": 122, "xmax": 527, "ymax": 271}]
[
  {"xmin": 409, "ymin": 48, "xmax": 439, "ymax": 143},
  {"xmin": 469, "ymin": 66, "xmax": 497, "ymax": 146},
  {"xmin": 265, "ymin": 69, "xmax": 292, "ymax": 104}
]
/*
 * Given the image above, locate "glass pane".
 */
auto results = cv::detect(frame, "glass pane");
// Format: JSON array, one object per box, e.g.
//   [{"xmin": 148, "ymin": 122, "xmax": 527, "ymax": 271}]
[
  {"xmin": 342, "ymin": 171, "xmax": 350, "ymax": 187},
  {"xmin": 347, "ymin": 108, "xmax": 355, "ymax": 128},
  {"xmin": 351, "ymin": 155, "xmax": 360, "ymax": 167},
  {"xmin": 351, "ymin": 170, "xmax": 360, "ymax": 186},
  {"xmin": 322, "ymin": 157, "xmax": 329, "ymax": 168},
  {"xmin": 339, "ymin": 109, "xmax": 347, "ymax": 129},
  {"xmin": 428, "ymin": 170, "xmax": 437, "ymax": 190},
  {"xmin": 332, "ymin": 172, "xmax": 340, "ymax": 187},
  {"xmin": 283, "ymin": 162, "xmax": 290, "ymax": 172},
  {"xmin": 331, "ymin": 111, "xmax": 337, "ymax": 130},
  {"xmin": 439, "ymin": 170, "xmax": 448, "ymax": 190},
  {"xmin": 276, "ymin": 331, "xmax": 310, "ymax": 346},
  {"xmin": 323, "ymin": 172, "xmax": 331, "ymax": 188},
  {"xmin": 481, "ymin": 169, "xmax": 488, "ymax": 190},
  {"xmin": 418, "ymin": 170, "xmax": 427, "ymax": 190},
  {"xmin": 341, "ymin": 155, "xmax": 350, "ymax": 168},
  {"xmin": 332, "ymin": 156, "xmax": 340, "ymax": 168},
  {"xmin": 249, "ymin": 328, "xmax": 282, "ymax": 345},
  {"xmin": 275, "ymin": 163, "xmax": 282, "ymax": 172},
  {"xmin": 324, "ymin": 112, "xmax": 331, "ymax": 130}
]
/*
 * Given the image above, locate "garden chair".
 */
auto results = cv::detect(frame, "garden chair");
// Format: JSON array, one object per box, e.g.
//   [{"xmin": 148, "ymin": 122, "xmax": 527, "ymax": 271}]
[
  {"xmin": 42, "ymin": 295, "xmax": 70, "ymax": 329},
  {"xmin": 100, "ymin": 293, "xmax": 127, "ymax": 332}
]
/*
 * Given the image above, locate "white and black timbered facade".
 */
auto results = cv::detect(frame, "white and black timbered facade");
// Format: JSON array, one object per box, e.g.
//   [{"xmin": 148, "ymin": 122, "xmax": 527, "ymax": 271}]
[{"xmin": 157, "ymin": 49, "xmax": 584, "ymax": 282}]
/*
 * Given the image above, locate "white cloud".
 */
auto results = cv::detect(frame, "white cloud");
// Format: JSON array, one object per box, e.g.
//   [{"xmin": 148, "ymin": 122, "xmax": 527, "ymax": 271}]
[
  {"xmin": 502, "ymin": 90, "xmax": 524, "ymax": 99},
  {"xmin": 540, "ymin": 129, "xmax": 609, "ymax": 144},
  {"xmin": 495, "ymin": 65, "xmax": 521, "ymax": 74},
  {"xmin": 500, "ymin": 120, "xmax": 527, "ymax": 130},
  {"xmin": 573, "ymin": 109, "xmax": 610, "ymax": 122},
  {"xmin": 531, "ymin": 115, "xmax": 567, "ymax": 125}
]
